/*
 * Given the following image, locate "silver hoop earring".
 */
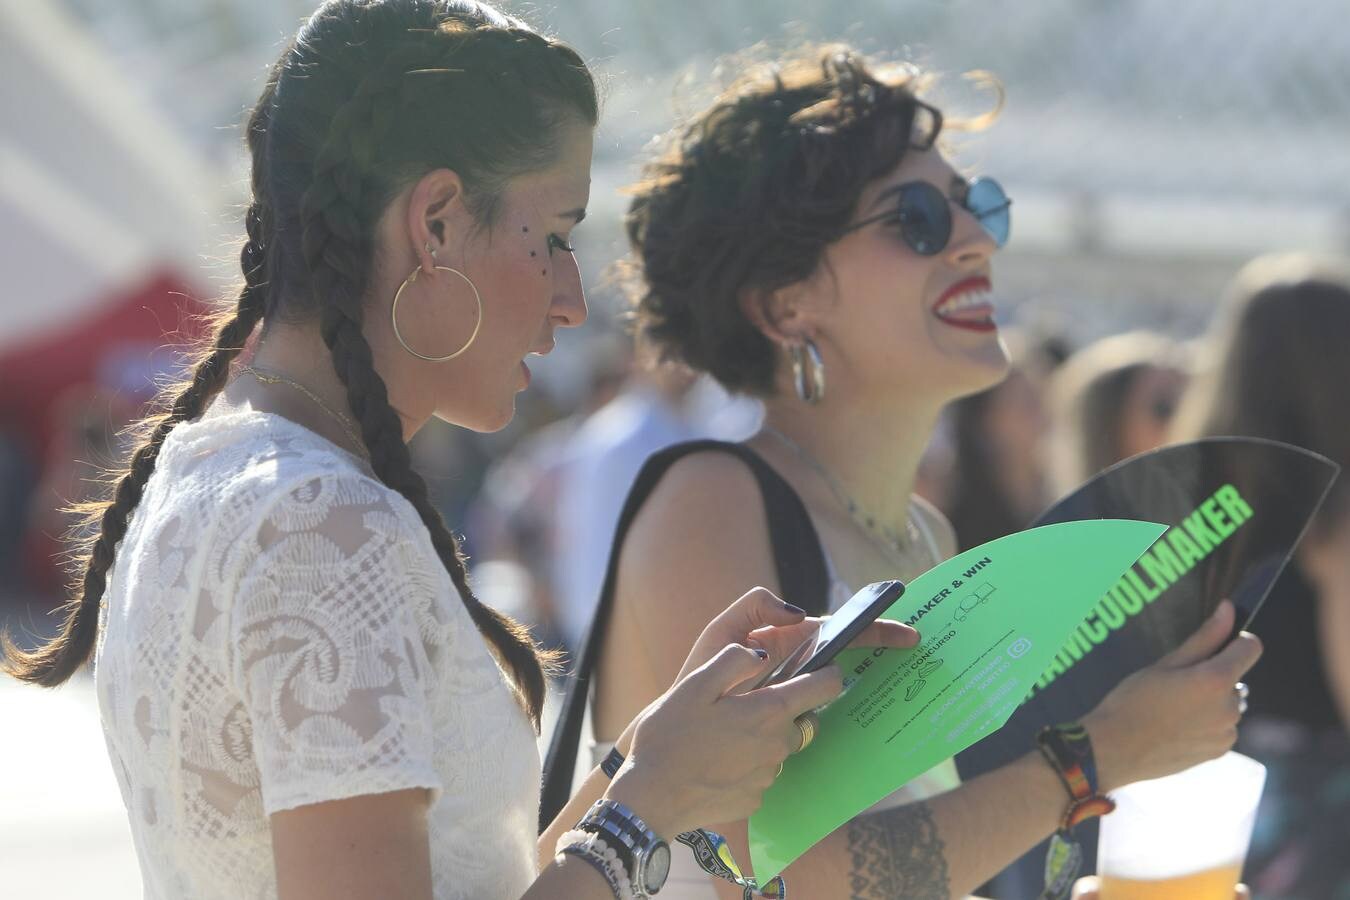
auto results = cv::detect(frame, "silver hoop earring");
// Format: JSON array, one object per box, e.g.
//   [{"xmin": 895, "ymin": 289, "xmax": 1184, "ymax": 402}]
[
  {"xmin": 391, "ymin": 263, "xmax": 483, "ymax": 362},
  {"xmin": 789, "ymin": 338, "xmax": 826, "ymax": 404}
]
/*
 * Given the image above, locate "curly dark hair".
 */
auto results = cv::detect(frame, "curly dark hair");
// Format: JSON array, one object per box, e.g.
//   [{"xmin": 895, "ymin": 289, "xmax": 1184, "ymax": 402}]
[
  {"xmin": 623, "ymin": 45, "xmax": 994, "ymax": 396},
  {"xmin": 3, "ymin": 0, "xmax": 596, "ymax": 729}
]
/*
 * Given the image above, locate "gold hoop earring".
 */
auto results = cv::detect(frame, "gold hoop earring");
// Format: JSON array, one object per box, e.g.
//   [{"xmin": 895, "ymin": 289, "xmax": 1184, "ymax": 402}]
[{"xmin": 391, "ymin": 263, "xmax": 483, "ymax": 361}]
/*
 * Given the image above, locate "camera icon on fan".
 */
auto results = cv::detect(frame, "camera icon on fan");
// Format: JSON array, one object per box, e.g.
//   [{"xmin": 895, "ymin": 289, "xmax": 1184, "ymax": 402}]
[{"xmin": 1007, "ymin": 637, "xmax": 1033, "ymax": 659}]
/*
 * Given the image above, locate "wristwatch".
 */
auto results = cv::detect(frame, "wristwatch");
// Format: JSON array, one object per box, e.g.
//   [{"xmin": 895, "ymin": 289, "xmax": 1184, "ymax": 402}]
[{"xmin": 579, "ymin": 799, "xmax": 672, "ymax": 897}]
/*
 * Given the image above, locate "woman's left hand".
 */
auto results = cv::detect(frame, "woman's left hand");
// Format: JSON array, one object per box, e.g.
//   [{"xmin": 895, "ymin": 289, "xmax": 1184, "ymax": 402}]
[
  {"xmin": 675, "ymin": 586, "xmax": 920, "ymax": 683},
  {"xmin": 1071, "ymin": 875, "xmax": 1250, "ymax": 899}
]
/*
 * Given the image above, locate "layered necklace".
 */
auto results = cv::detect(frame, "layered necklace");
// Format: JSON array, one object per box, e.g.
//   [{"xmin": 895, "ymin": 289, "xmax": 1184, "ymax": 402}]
[
  {"xmin": 239, "ymin": 366, "xmax": 368, "ymax": 460},
  {"xmin": 761, "ymin": 425, "xmax": 938, "ymax": 572}
]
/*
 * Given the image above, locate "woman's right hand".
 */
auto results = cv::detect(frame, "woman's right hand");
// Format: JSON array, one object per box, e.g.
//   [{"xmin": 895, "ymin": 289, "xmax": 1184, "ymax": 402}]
[
  {"xmin": 603, "ymin": 640, "xmax": 843, "ymax": 840},
  {"xmin": 1083, "ymin": 599, "xmax": 1263, "ymax": 791}
]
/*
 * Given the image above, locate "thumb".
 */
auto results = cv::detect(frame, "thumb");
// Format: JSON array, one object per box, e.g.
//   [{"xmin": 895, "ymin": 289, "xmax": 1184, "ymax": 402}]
[
  {"xmin": 1159, "ymin": 599, "xmax": 1234, "ymax": 669},
  {"xmin": 687, "ymin": 643, "xmax": 771, "ymax": 699}
]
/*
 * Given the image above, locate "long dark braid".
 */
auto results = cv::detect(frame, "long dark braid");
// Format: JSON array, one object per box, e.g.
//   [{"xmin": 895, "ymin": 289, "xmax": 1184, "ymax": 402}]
[{"xmin": 1, "ymin": 74, "xmax": 282, "ymax": 686}]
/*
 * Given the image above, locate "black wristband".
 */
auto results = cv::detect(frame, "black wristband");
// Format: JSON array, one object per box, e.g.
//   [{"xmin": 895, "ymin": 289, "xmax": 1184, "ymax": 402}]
[{"xmin": 601, "ymin": 746, "xmax": 625, "ymax": 779}]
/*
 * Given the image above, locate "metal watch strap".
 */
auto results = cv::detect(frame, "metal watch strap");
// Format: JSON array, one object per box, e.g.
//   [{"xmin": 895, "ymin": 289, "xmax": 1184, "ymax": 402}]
[
  {"xmin": 579, "ymin": 799, "xmax": 668, "ymax": 897},
  {"xmin": 597, "ymin": 751, "xmax": 786, "ymax": 898}
]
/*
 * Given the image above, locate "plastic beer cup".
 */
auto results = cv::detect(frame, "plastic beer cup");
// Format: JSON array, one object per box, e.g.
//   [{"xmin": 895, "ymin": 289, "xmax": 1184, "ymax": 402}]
[{"xmin": 1097, "ymin": 752, "xmax": 1266, "ymax": 900}]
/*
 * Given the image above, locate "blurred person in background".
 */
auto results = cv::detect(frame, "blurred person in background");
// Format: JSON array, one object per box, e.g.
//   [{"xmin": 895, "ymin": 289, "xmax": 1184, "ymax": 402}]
[
  {"xmin": 1046, "ymin": 330, "xmax": 1189, "ymax": 498},
  {"xmin": 467, "ymin": 330, "xmax": 632, "ymax": 646},
  {"xmin": 1, "ymin": 4, "xmax": 902, "ymax": 898},
  {"xmin": 1172, "ymin": 251, "xmax": 1350, "ymax": 898},
  {"xmin": 548, "ymin": 341, "xmax": 760, "ymax": 655},
  {"xmin": 1174, "ymin": 254, "xmax": 1350, "ymax": 732},
  {"xmin": 582, "ymin": 44, "xmax": 1261, "ymax": 899},
  {"xmin": 939, "ymin": 331, "xmax": 1058, "ymax": 552}
]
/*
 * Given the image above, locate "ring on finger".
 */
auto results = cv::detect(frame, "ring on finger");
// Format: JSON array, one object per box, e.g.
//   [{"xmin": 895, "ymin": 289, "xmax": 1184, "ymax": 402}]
[
  {"xmin": 792, "ymin": 711, "xmax": 819, "ymax": 754},
  {"xmin": 1235, "ymin": 681, "xmax": 1250, "ymax": 716}
]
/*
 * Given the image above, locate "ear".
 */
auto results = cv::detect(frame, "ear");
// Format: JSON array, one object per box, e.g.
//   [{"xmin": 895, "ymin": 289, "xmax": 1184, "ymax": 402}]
[
  {"xmin": 738, "ymin": 283, "xmax": 818, "ymax": 348},
  {"xmin": 405, "ymin": 168, "xmax": 471, "ymax": 275}
]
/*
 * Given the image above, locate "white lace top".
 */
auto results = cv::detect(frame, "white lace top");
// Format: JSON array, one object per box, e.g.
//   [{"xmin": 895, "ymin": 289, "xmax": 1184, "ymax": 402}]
[{"xmin": 94, "ymin": 409, "xmax": 541, "ymax": 900}]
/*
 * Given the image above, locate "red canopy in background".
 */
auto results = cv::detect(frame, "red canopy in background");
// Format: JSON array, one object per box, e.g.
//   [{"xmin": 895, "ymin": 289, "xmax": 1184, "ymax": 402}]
[
  {"xmin": 0, "ymin": 267, "xmax": 207, "ymax": 469},
  {"xmin": 0, "ymin": 268, "xmax": 208, "ymax": 598}
]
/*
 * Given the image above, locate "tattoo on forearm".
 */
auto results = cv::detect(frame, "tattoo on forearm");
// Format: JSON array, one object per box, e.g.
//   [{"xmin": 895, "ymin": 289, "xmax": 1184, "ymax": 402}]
[{"xmin": 845, "ymin": 802, "xmax": 950, "ymax": 900}]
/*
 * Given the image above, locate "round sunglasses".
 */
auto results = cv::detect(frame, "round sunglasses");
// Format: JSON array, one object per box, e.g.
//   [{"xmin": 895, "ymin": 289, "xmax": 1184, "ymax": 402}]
[{"xmin": 840, "ymin": 176, "xmax": 1012, "ymax": 255}]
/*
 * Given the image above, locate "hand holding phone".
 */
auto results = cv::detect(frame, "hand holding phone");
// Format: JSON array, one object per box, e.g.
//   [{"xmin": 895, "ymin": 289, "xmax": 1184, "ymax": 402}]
[{"xmin": 752, "ymin": 580, "xmax": 906, "ymax": 690}]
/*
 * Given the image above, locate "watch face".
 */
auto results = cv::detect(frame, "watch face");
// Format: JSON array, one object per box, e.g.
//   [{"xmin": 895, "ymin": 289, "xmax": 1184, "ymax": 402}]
[{"xmin": 643, "ymin": 842, "xmax": 671, "ymax": 892}]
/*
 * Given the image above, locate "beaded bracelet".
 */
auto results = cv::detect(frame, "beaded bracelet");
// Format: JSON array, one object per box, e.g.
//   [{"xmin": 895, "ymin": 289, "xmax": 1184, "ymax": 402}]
[{"xmin": 557, "ymin": 829, "xmax": 636, "ymax": 900}]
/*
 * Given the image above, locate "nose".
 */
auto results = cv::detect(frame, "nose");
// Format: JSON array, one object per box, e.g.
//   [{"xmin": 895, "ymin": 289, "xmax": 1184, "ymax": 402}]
[
  {"xmin": 943, "ymin": 202, "xmax": 998, "ymax": 269},
  {"xmin": 551, "ymin": 248, "xmax": 588, "ymax": 329}
]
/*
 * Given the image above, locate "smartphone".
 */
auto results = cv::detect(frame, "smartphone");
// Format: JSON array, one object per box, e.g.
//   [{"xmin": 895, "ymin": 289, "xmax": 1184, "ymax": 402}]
[{"xmin": 752, "ymin": 580, "xmax": 905, "ymax": 689}]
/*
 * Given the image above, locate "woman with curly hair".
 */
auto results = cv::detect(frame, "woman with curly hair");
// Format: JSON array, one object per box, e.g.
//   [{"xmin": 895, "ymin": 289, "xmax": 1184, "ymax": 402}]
[{"xmin": 583, "ymin": 47, "xmax": 1262, "ymax": 898}]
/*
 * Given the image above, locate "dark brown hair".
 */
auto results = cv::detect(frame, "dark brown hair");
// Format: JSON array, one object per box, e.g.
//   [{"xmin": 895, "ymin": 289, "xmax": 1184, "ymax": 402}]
[
  {"xmin": 2, "ymin": 0, "xmax": 597, "ymax": 729},
  {"xmin": 1174, "ymin": 253, "xmax": 1350, "ymax": 528},
  {"xmin": 1049, "ymin": 330, "xmax": 1185, "ymax": 493},
  {"xmin": 623, "ymin": 46, "xmax": 979, "ymax": 395}
]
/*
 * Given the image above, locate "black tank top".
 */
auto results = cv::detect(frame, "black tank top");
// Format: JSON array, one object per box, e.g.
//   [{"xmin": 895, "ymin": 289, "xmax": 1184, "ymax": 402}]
[{"xmin": 539, "ymin": 440, "xmax": 830, "ymax": 829}]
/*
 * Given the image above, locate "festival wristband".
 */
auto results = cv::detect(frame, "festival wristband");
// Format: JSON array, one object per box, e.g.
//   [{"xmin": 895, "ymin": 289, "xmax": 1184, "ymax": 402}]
[
  {"xmin": 601, "ymin": 746, "xmax": 626, "ymax": 779},
  {"xmin": 600, "ymin": 748, "xmax": 787, "ymax": 899},
  {"xmin": 1035, "ymin": 723, "xmax": 1117, "ymax": 900}
]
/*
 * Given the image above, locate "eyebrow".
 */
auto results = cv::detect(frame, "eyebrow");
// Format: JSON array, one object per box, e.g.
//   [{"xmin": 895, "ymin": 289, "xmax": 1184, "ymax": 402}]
[{"xmin": 559, "ymin": 207, "xmax": 587, "ymax": 224}]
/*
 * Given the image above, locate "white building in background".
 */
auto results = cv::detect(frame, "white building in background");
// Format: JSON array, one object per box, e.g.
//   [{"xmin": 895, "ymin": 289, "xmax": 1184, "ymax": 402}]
[{"xmin": 0, "ymin": 0, "xmax": 227, "ymax": 350}]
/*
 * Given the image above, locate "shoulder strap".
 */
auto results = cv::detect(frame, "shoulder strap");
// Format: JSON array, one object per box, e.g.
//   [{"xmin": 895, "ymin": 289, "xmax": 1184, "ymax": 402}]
[{"xmin": 539, "ymin": 439, "xmax": 829, "ymax": 831}]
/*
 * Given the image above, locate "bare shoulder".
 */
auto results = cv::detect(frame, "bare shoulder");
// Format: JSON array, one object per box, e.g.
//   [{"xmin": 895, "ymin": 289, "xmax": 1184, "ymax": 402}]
[
  {"xmin": 618, "ymin": 449, "xmax": 782, "ymax": 607},
  {"xmin": 596, "ymin": 449, "xmax": 784, "ymax": 730},
  {"xmin": 911, "ymin": 493, "xmax": 959, "ymax": 560}
]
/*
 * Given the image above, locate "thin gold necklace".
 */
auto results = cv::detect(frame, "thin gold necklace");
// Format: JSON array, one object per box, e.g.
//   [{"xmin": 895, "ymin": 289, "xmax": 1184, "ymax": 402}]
[
  {"xmin": 761, "ymin": 425, "xmax": 929, "ymax": 572},
  {"xmin": 239, "ymin": 365, "xmax": 367, "ymax": 459}
]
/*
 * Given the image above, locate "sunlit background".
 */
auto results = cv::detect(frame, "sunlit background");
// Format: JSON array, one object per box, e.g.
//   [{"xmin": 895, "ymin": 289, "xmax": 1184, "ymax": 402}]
[{"xmin": 3, "ymin": 0, "xmax": 1348, "ymax": 896}]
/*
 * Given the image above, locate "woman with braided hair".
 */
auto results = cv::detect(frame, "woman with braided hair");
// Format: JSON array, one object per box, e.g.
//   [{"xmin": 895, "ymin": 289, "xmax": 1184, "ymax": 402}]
[
  {"xmin": 1, "ymin": 4, "xmax": 920, "ymax": 898},
  {"xmin": 582, "ymin": 46, "xmax": 1264, "ymax": 898}
]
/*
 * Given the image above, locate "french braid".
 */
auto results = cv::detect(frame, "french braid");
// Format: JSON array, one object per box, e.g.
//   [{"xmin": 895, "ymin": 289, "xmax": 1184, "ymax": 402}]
[{"xmin": 1, "ymin": 73, "xmax": 282, "ymax": 686}]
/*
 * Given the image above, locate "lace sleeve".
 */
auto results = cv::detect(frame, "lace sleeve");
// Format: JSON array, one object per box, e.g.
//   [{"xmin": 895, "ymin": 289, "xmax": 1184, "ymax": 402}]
[{"xmin": 228, "ymin": 471, "xmax": 445, "ymax": 815}]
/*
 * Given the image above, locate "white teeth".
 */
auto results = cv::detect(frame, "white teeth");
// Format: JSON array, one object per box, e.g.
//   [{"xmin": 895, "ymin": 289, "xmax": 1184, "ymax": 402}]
[{"xmin": 935, "ymin": 289, "xmax": 993, "ymax": 316}]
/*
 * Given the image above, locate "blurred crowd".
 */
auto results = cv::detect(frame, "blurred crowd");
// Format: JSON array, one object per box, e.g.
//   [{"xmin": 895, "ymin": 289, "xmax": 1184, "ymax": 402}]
[{"xmin": 2, "ymin": 251, "xmax": 1348, "ymax": 896}]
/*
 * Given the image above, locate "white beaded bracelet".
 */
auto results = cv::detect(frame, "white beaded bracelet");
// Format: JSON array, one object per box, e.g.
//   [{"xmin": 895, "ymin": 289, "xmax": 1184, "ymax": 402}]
[{"xmin": 557, "ymin": 830, "xmax": 636, "ymax": 900}]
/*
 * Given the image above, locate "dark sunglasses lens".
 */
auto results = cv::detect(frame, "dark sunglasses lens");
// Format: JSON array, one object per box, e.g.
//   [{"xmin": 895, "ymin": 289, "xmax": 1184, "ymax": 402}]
[
  {"xmin": 967, "ymin": 177, "xmax": 1011, "ymax": 247},
  {"xmin": 898, "ymin": 182, "xmax": 952, "ymax": 256}
]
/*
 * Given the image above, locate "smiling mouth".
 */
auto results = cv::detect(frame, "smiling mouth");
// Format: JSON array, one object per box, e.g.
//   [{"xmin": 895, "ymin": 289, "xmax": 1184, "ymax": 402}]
[{"xmin": 932, "ymin": 277, "xmax": 997, "ymax": 333}]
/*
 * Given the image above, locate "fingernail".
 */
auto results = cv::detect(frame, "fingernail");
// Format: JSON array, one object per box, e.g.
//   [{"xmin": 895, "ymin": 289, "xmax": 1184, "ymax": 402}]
[
  {"xmin": 783, "ymin": 602, "xmax": 806, "ymax": 615},
  {"xmin": 754, "ymin": 648, "xmax": 769, "ymax": 660}
]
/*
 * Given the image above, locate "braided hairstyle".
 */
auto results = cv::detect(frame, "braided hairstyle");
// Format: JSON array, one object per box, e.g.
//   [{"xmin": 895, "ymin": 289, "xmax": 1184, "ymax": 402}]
[
  {"xmin": 623, "ymin": 46, "xmax": 991, "ymax": 396},
  {"xmin": 4, "ymin": 0, "xmax": 597, "ymax": 730}
]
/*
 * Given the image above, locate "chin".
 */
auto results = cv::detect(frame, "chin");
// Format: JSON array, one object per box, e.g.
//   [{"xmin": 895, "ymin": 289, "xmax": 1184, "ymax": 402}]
[
  {"xmin": 948, "ymin": 336, "xmax": 1013, "ymax": 399},
  {"xmin": 434, "ymin": 396, "xmax": 517, "ymax": 434}
]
